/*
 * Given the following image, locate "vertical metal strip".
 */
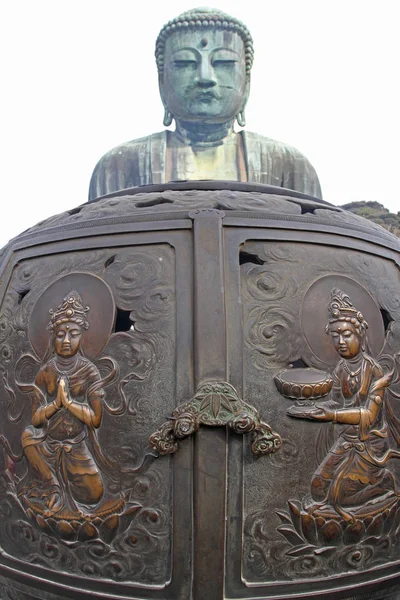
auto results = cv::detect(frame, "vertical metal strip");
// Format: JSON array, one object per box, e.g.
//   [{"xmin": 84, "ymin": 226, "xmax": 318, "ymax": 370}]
[{"xmin": 191, "ymin": 209, "xmax": 227, "ymax": 600}]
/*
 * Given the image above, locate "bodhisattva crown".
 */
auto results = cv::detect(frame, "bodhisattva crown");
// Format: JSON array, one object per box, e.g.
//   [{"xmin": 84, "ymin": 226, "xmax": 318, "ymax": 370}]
[
  {"xmin": 326, "ymin": 288, "xmax": 368, "ymax": 335},
  {"xmin": 48, "ymin": 290, "xmax": 90, "ymax": 331}
]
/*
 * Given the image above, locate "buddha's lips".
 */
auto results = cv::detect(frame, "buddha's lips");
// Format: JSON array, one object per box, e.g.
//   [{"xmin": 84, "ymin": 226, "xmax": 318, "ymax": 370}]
[{"xmin": 194, "ymin": 91, "xmax": 220, "ymax": 102}]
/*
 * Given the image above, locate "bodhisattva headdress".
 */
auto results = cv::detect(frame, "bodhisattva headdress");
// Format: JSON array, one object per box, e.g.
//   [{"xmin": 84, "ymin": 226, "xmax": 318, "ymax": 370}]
[
  {"xmin": 47, "ymin": 290, "xmax": 90, "ymax": 332},
  {"xmin": 155, "ymin": 8, "xmax": 254, "ymax": 79},
  {"xmin": 326, "ymin": 288, "xmax": 368, "ymax": 336}
]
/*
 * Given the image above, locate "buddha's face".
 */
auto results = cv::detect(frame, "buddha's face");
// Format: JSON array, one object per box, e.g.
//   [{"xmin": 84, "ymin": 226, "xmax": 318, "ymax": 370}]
[
  {"xmin": 54, "ymin": 322, "xmax": 83, "ymax": 357},
  {"xmin": 329, "ymin": 321, "xmax": 361, "ymax": 359},
  {"xmin": 160, "ymin": 29, "xmax": 248, "ymax": 125}
]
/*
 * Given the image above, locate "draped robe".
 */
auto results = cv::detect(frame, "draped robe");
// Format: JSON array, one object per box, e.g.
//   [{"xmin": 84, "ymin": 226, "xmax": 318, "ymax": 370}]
[
  {"xmin": 20, "ymin": 355, "xmax": 108, "ymax": 512},
  {"xmin": 89, "ymin": 130, "xmax": 322, "ymax": 201},
  {"xmin": 312, "ymin": 355, "xmax": 397, "ymax": 519}
]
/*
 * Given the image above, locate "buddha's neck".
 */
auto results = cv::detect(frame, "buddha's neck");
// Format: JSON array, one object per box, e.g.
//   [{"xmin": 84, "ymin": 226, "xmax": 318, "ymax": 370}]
[
  {"xmin": 344, "ymin": 354, "xmax": 364, "ymax": 366},
  {"xmin": 55, "ymin": 355, "xmax": 78, "ymax": 370},
  {"xmin": 175, "ymin": 119, "xmax": 235, "ymax": 148}
]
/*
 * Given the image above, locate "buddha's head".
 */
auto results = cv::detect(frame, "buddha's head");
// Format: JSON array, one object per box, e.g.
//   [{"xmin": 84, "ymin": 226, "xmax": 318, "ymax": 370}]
[
  {"xmin": 54, "ymin": 322, "xmax": 83, "ymax": 357},
  {"xmin": 155, "ymin": 8, "xmax": 253, "ymax": 131},
  {"xmin": 326, "ymin": 289, "xmax": 368, "ymax": 359},
  {"xmin": 48, "ymin": 290, "xmax": 89, "ymax": 358}
]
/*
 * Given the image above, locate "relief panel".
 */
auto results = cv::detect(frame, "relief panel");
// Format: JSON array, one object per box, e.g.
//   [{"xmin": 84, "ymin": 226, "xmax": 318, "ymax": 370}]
[
  {"xmin": 0, "ymin": 244, "xmax": 177, "ymax": 589},
  {"xmin": 239, "ymin": 241, "xmax": 400, "ymax": 585}
]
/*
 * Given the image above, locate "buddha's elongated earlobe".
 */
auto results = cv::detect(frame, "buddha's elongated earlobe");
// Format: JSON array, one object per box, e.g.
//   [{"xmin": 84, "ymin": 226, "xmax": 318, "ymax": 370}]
[
  {"xmin": 236, "ymin": 79, "xmax": 250, "ymax": 128},
  {"xmin": 163, "ymin": 108, "xmax": 173, "ymax": 127},
  {"xmin": 236, "ymin": 109, "xmax": 246, "ymax": 128}
]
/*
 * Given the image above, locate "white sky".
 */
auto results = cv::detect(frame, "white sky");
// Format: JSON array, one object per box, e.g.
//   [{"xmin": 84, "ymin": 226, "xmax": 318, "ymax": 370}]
[{"xmin": 1, "ymin": 0, "xmax": 399, "ymax": 249}]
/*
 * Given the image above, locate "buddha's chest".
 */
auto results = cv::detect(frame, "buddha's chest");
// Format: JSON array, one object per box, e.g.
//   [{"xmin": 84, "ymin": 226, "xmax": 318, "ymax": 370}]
[{"xmin": 168, "ymin": 135, "xmax": 246, "ymax": 182}]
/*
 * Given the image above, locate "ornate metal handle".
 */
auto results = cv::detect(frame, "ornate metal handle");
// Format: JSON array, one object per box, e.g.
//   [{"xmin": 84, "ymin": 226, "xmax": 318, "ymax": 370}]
[{"xmin": 149, "ymin": 381, "xmax": 282, "ymax": 456}]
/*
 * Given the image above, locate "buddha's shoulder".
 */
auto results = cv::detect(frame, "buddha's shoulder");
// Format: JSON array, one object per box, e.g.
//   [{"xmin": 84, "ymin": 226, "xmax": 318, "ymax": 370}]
[
  {"xmin": 96, "ymin": 131, "xmax": 167, "ymax": 162},
  {"xmin": 242, "ymin": 131, "xmax": 310, "ymax": 159},
  {"xmin": 34, "ymin": 360, "xmax": 57, "ymax": 384}
]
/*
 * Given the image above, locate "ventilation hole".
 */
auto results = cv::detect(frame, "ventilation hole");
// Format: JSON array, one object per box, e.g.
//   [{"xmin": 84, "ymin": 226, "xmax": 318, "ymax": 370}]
[
  {"xmin": 299, "ymin": 204, "xmax": 316, "ymax": 215},
  {"xmin": 68, "ymin": 206, "xmax": 83, "ymax": 216},
  {"xmin": 290, "ymin": 358, "xmax": 309, "ymax": 369},
  {"xmin": 135, "ymin": 197, "xmax": 174, "ymax": 208},
  {"xmin": 18, "ymin": 289, "xmax": 30, "ymax": 304},
  {"xmin": 380, "ymin": 308, "xmax": 394, "ymax": 333},
  {"xmin": 105, "ymin": 255, "xmax": 116, "ymax": 268},
  {"xmin": 239, "ymin": 251, "xmax": 265, "ymax": 265},
  {"xmin": 115, "ymin": 308, "xmax": 135, "ymax": 332}
]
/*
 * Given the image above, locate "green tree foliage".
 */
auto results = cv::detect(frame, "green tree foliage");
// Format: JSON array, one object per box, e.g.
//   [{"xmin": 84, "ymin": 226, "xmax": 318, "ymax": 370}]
[{"xmin": 342, "ymin": 201, "xmax": 400, "ymax": 238}]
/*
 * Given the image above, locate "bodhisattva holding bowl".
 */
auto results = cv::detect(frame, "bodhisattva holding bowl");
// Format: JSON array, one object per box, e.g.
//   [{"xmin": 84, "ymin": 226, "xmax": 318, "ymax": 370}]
[{"xmin": 289, "ymin": 289, "xmax": 400, "ymax": 522}]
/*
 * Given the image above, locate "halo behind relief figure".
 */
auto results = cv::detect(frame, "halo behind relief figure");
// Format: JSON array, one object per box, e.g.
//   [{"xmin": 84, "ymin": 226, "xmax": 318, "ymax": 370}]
[{"xmin": 29, "ymin": 273, "xmax": 115, "ymax": 360}]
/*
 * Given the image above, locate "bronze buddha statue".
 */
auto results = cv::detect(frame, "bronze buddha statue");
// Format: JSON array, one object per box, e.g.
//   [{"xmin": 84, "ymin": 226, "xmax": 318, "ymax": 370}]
[{"xmin": 89, "ymin": 8, "xmax": 322, "ymax": 201}]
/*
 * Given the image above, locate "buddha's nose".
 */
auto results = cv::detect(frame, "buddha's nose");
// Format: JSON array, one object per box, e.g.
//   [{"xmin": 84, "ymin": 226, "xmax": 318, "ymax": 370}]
[{"xmin": 197, "ymin": 59, "xmax": 217, "ymax": 87}]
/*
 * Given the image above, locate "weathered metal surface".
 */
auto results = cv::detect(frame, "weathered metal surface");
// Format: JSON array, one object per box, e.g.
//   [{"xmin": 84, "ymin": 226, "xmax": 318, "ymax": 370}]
[
  {"xmin": 149, "ymin": 379, "xmax": 282, "ymax": 456},
  {"xmin": 0, "ymin": 182, "xmax": 400, "ymax": 600},
  {"xmin": 88, "ymin": 8, "xmax": 321, "ymax": 200}
]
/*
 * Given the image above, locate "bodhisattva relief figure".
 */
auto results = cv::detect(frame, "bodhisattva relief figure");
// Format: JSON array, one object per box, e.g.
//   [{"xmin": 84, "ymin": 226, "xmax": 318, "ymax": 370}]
[
  {"xmin": 89, "ymin": 8, "xmax": 321, "ymax": 200},
  {"xmin": 290, "ymin": 289, "xmax": 400, "ymax": 522},
  {"xmin": 18, "ymin": 291, "xmax": 118, "ymax": 518}
]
